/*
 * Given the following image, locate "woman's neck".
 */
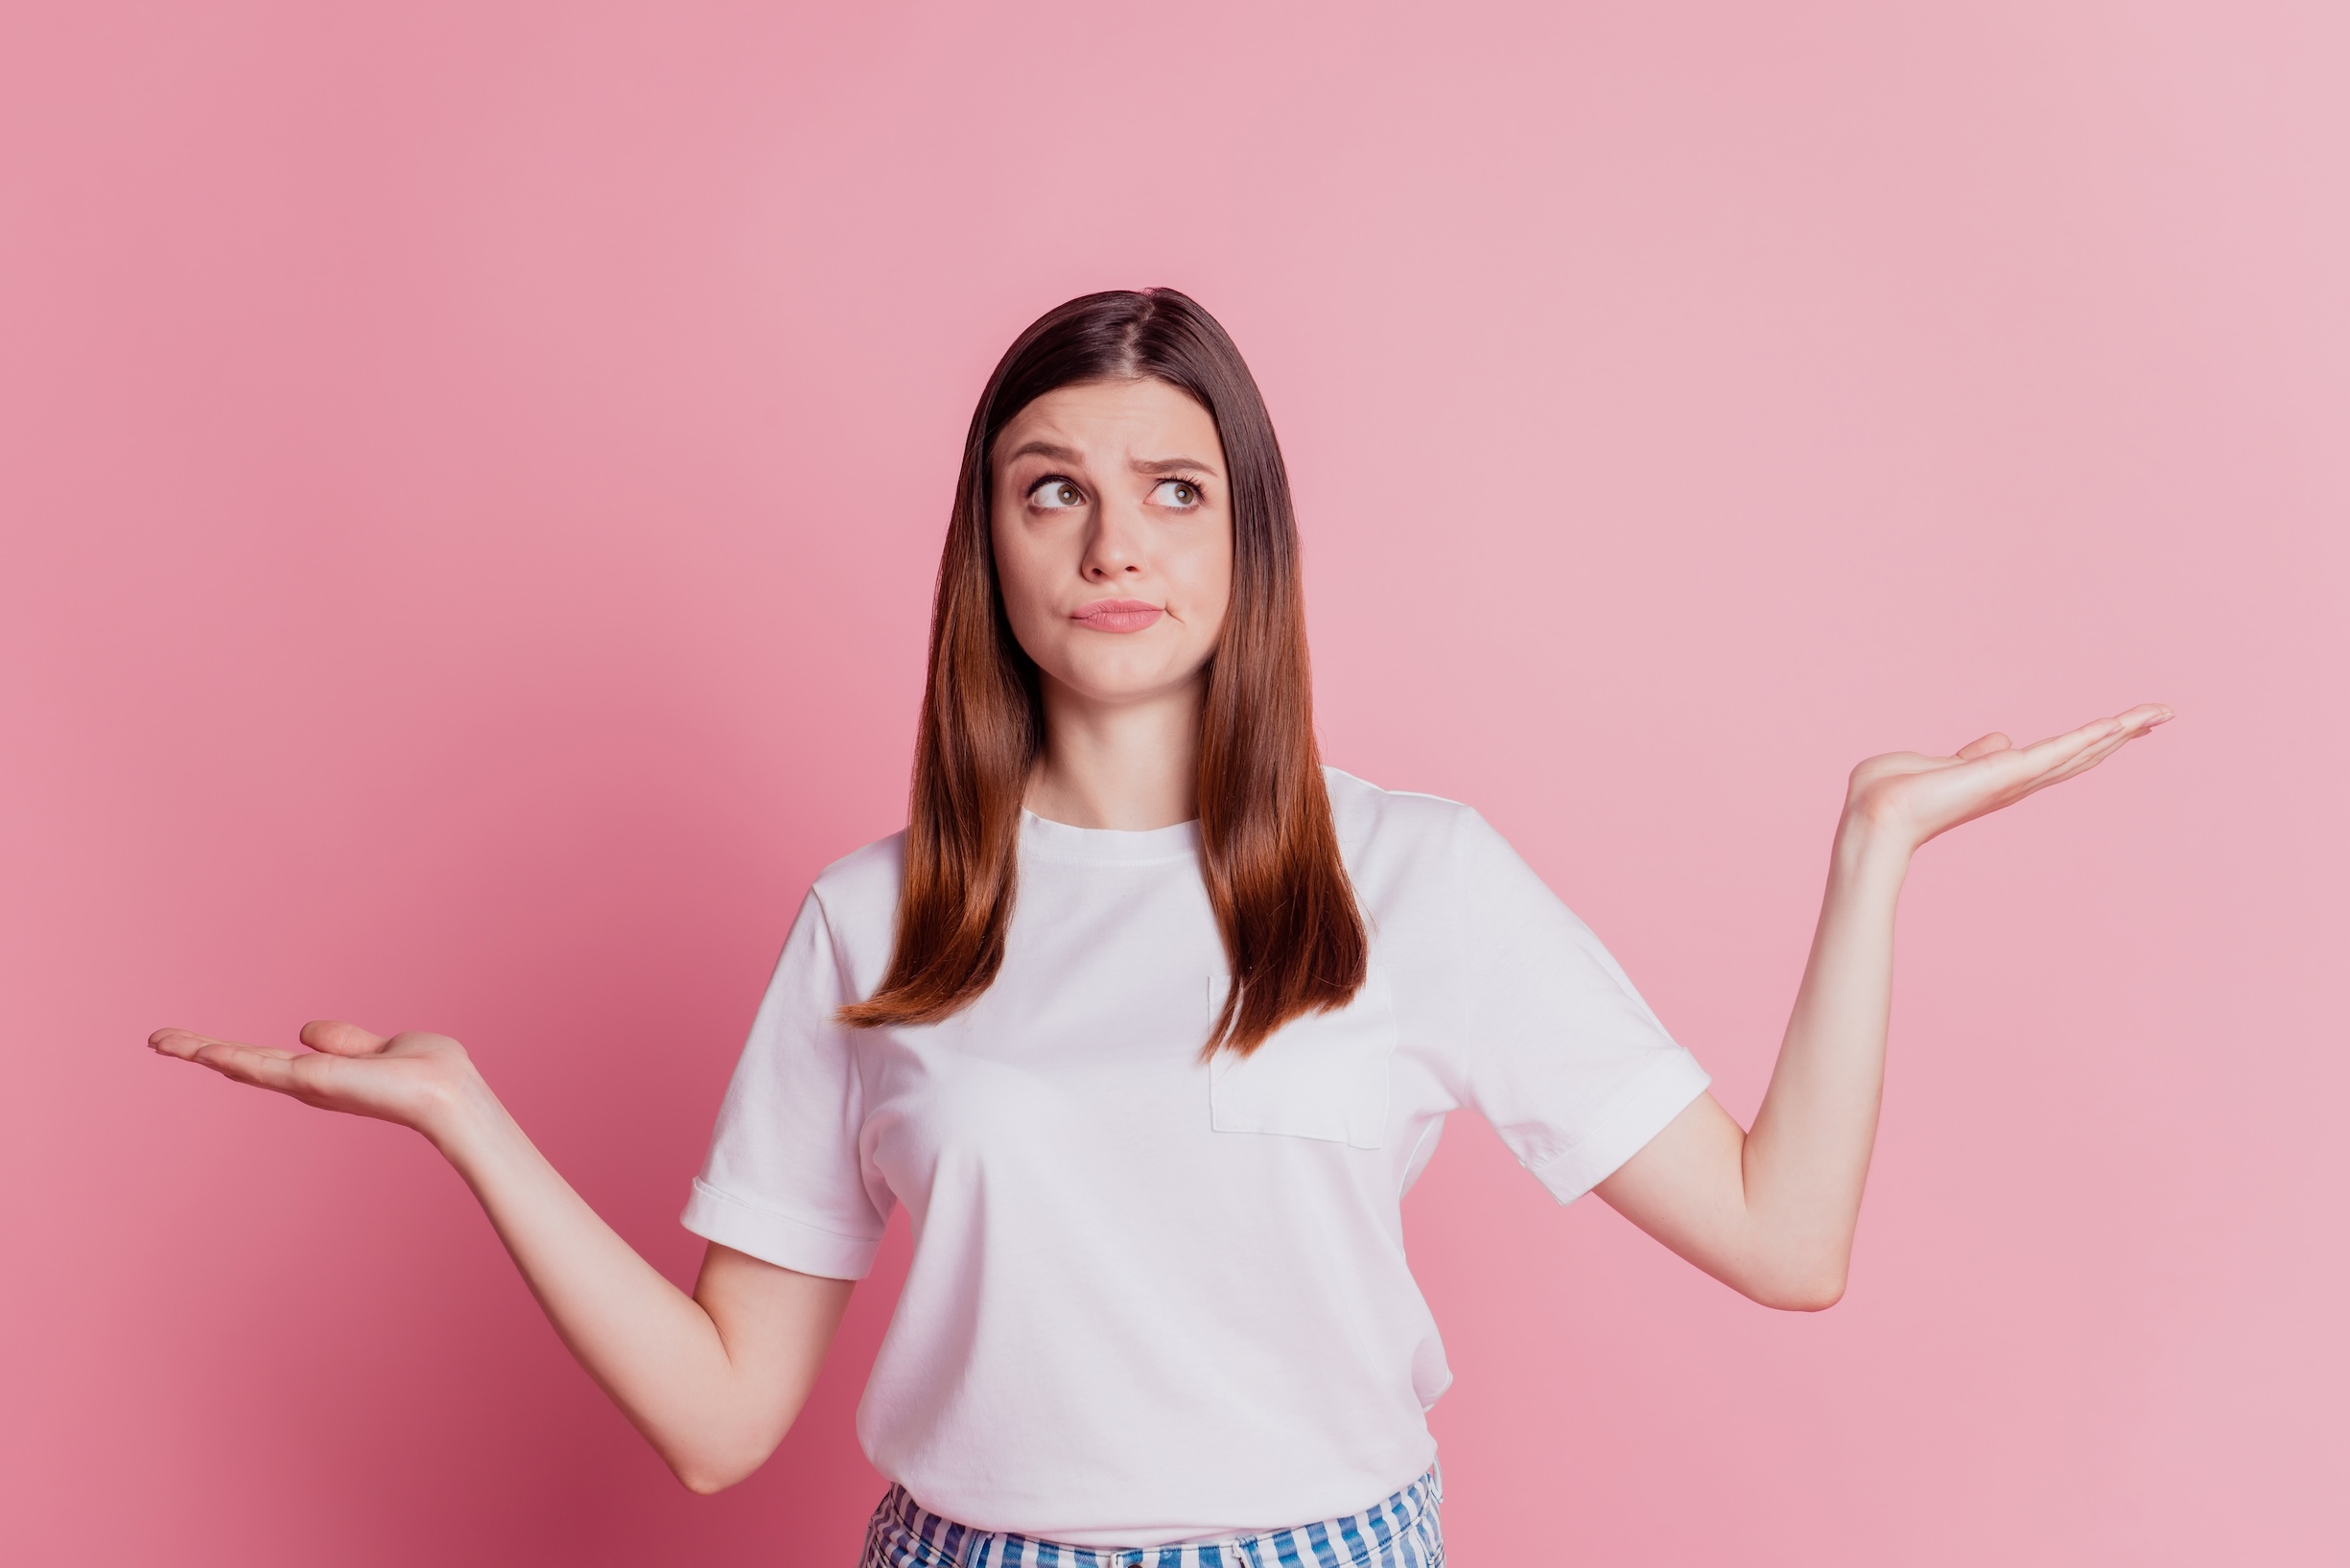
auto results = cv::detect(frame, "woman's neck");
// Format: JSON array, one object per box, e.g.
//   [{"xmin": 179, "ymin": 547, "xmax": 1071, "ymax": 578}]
[{"xmin": 1024, "ymin": 674, "xmax": 1203, "ymax": 831}]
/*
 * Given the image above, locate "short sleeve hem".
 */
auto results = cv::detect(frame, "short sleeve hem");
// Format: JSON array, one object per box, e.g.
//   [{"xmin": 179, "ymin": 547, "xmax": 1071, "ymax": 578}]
[
  {"xmin": 1524, "ymin": 1050, "xmax": 1713, "ymax": 1205},
  {"xmin": 681, "ymin": 1179, "xmax": 882, "ymax": 1280}
]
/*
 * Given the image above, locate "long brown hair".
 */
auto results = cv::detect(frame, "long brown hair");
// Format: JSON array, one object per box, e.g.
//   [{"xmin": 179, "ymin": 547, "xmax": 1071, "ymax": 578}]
[{"xmin": 838, "ymin": 289, "xmax": 1366, "ymax": 1054}]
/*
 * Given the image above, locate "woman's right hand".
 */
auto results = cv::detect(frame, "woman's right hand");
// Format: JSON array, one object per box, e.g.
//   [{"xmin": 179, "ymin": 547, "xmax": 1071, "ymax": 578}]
[
  {"xmin": 150, "ymin": 1020, "xmax": 482, "ymax": 1142},
  {"xmin": 148, "ymin": 1017, "xmax": 852, "ymax": 1492}
]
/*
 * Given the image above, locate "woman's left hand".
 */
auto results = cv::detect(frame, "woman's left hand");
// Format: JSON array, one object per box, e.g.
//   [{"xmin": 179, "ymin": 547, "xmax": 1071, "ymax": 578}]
[
  {"xmin": 1845, "ymin": 702, "xmax": 2174, "ymax": 853},
  {"xmin": 1601, "ymin": 697, "xmax": 2173, "ymax": 1310}
]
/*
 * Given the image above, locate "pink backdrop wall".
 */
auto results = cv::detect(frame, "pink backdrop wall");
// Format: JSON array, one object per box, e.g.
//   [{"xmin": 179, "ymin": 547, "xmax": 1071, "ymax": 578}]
[{"xmin": 4, "ymin": 3, "xmax": 2343, "ymax": 1562}]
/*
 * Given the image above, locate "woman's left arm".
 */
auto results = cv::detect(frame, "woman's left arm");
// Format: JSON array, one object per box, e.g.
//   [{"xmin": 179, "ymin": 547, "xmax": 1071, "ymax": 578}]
[{"xmin": 1594, "ymin": 702, "xmax": 2172, "ymax": 1310}]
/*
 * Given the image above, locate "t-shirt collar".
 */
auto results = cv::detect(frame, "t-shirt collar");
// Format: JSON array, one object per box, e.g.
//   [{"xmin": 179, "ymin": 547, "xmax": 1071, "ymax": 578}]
[{"xmin": 1018, "ymin": 809, "xmax": 1203, "ymax": 866}]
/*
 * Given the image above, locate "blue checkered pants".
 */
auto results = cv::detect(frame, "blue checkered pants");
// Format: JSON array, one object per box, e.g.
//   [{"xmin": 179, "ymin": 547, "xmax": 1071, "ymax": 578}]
[{"xmin": 857, "ymin": 1465, "xmax": 1444, "ymax": 1568}]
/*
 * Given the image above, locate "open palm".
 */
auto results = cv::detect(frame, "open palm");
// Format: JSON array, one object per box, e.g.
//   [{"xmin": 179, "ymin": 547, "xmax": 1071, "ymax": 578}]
[
  {"xmin": 1848, "ymin": 702, "xmax": 2173, "ymax": 850},
  {"xmin": 149, "ymin": 1020, "xmax": 477, "ymax": 1135}
]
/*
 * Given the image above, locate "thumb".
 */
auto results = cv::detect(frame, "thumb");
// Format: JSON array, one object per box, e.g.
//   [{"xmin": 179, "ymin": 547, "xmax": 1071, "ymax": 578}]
[
  {"xmin": 299, "ymin": 1019, "xmax": 392, "ymax": 1057},
  {"xmin": 1955, "ymin": 732, "xmax": 2013, "ymax": 761}
]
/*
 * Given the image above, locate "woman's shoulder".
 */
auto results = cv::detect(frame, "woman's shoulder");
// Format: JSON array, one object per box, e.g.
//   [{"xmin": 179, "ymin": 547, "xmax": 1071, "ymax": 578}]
[
  {"xmin": 1322, "ymin": 766, "xmax": 1498, "ymax": 868},
  {"xmin": 804, "ymin": 830, "xmax": 908, "ymax": 934},
  {"xmin": 1323, "ymin": 769, "xmax": 1582, "ymax": 941}
]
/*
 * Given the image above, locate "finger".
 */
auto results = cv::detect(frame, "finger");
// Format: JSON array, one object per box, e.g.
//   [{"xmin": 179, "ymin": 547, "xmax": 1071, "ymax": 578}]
[
  {"xmin": 2025, "ymin": 732, "xmax": 2134, "ymax": 790},
  {"xmin": 1955, "ymin": 732, "xmax": 2012, "ymax": 761},
  {"xmin": 300, "ymin": 1019, "xmax": 392, "ymax": 1057},
  {"xmin": 2027, "ymin": 703, "xmax": 2171, "ymax": 755},
  {"xmin": 2007, "ymin": 714, "xmax": 2127, "ymax": 779},
  {"xmin": 2014, "ymin": 707, "xmax": 2171, "ymax": 793},
  {"xmin": 2030, "ymin": 710, "xmax": 2152, "ymax": 784},
  {"xmin": 190, "ymin": 1041, "xmax": 326, "ymax": 1095},
  {"xmin": 149, "ymin": 1028, "xmax": 261, "ymax": 1061},
  {"xmin": 1938, "ymin": 725, "xmax": 2102, "ymax": 801}
]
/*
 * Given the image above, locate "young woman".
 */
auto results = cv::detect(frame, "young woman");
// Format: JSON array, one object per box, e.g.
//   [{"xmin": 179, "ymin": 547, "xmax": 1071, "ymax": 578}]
[{"xmin": 152, "ymin": 289, "xmax": 2168, "ymax": 1566}]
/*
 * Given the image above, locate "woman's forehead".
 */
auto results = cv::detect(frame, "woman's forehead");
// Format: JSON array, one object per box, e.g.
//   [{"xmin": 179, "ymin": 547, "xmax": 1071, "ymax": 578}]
[{"xmin": 994, "ymin": 378, "xmax": 1220, "ymax": 465}]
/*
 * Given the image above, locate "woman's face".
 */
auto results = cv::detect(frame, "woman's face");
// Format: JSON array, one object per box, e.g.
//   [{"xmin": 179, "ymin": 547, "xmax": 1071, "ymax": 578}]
[{"xmin": 990, "ymin": 377, "xmax": 1234, "ymax": 710}]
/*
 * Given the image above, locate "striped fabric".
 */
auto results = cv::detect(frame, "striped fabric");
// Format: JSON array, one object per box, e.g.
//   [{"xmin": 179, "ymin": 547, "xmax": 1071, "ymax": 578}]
[{"xmin": 856, "ymin": 1466, "xmax": 1444, "ymax": 1568}]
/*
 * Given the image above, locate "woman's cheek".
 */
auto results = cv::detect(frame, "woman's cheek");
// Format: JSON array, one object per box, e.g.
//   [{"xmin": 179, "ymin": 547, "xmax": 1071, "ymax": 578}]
[{"xmin": 993, "ymin": 538, "xmax": 1051, "ymax": 627}]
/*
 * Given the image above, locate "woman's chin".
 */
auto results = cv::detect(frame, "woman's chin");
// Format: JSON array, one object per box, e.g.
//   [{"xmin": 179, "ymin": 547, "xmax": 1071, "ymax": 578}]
[{"xmin": 1037, "ymin": 662, "xmax": 1209, "ymax": 714}]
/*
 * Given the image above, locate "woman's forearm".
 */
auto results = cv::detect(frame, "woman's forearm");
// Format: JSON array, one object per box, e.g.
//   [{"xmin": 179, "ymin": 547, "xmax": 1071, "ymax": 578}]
[
  {"xmin": 1594, "ymin": 810, "xmax": 1917, "ymax": 1310},
  {"xmin": 427, "ymin": 1073, "xmax": 846, "ymax": 1491},
  {"xmin": 1735, "ymin": 816, "xmax": 1911, "ymax": 1302}
]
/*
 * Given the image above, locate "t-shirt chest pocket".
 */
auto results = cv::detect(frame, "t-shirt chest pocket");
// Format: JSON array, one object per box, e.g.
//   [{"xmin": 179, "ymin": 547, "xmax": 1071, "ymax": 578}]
[{"xmin": 1206, "ymin": 966, "xmax": 1398, "ymax": 1151}]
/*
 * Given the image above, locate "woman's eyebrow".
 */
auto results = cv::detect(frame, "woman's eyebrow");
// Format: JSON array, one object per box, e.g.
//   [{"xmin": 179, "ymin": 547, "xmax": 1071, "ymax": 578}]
[
  {"xmin": 1130, "ymin": 456, "xmax": 1220, "ymax": 477},
  {"xmin": 1001, "ymin": 439, "xmax": 1082, "ymax": 466}
]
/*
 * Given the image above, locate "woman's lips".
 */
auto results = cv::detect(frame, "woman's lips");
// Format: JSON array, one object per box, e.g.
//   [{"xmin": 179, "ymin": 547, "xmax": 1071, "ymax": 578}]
[{"xmin": 1069, "ymin": 598, "xmax": 1163, "ymax": 633}]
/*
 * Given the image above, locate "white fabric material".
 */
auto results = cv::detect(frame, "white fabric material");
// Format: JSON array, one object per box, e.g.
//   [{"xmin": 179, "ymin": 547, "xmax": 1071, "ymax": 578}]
[{"xmin": 683, "ymin": 769, "xmax": 1710, "ymax": 1547}]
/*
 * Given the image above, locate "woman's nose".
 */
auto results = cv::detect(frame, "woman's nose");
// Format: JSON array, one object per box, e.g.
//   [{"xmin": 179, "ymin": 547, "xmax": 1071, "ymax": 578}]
[{"xmin": 1081, "ymin": 499, "xmax": 1146, "ymax": 578}]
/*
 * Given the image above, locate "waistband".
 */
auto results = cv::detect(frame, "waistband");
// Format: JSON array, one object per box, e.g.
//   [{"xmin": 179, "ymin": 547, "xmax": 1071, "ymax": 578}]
[{"xmin": 858, "ymin": 1464, "xmax": 1444, "ymax": 1568}]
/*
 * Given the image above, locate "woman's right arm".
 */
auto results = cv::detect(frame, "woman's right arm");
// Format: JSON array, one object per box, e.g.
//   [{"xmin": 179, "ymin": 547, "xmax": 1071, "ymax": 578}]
[{"xmin": 149, "ymin": 1020, "xmax": 852, "ymax": 1493}]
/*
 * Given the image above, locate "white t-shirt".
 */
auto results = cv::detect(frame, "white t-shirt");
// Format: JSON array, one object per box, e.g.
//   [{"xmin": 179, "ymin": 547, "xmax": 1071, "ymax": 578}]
[{"xmin": 682, "ymin": 769, "xmax": 1709, "ymax": 1547}]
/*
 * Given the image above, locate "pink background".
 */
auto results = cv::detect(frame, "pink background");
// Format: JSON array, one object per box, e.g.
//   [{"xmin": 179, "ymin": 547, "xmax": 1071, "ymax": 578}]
[{"xmin": 3, "ymin": 2, "xmax": 2343, "ymax": 1562}]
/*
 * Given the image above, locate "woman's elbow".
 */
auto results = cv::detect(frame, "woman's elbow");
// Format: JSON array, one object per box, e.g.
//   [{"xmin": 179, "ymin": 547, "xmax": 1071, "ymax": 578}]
[
  {"xmin": 1741, "ymin": 1258, "xmax": 1848, "ymax": 1312},
  {"xmin": 673, "ymin": 1463, "xmax": 740, "ymax": 1497},
  {"xmin": 666, "ymin": 1434, "xmax": 783, "ymax": 1497},
  {"xmin": 1765, "ymin": 1278, "xmax": 1846, "ymax": 1312}
]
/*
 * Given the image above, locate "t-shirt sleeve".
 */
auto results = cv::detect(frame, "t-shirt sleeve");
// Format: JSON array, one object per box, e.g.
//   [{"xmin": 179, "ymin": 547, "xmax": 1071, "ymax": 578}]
[
  {"xmin": 1443, "ymin": 808, "xmax": 1712, "ymax": 1205},
  {"xmin": 680, "ymin": 889, "xmax": 890, "ymax": 1279}
]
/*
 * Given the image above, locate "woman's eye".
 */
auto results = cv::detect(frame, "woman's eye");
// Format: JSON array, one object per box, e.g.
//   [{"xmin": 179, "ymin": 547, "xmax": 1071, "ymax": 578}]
[
  {"xmin": 1150, "ymin": 480, "xmax": 1202, "ymax": 508},
  {"xmin": 1030, "ymin": 480, "xmax": 1084, "ymax": 510}
]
